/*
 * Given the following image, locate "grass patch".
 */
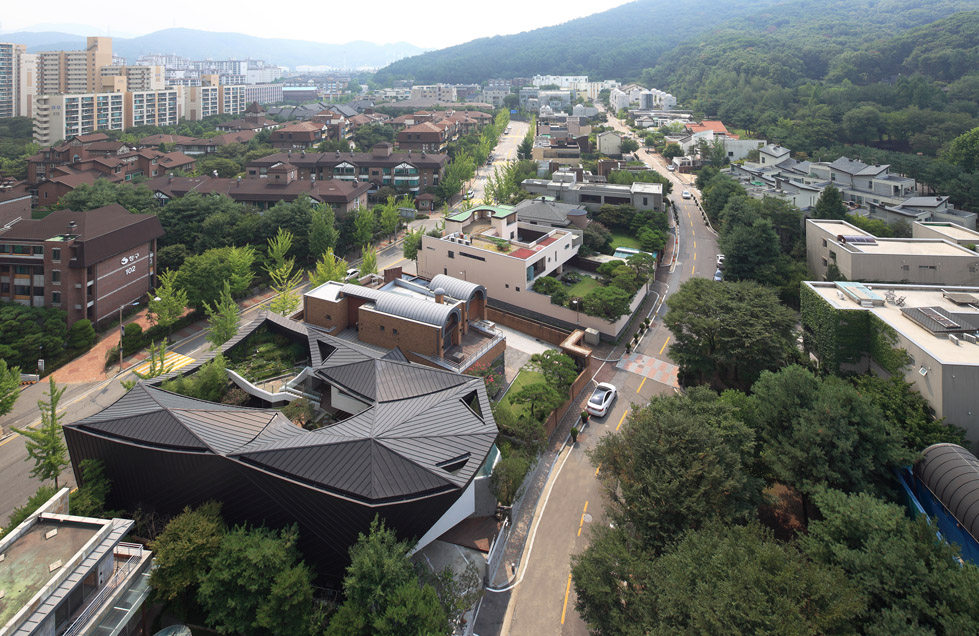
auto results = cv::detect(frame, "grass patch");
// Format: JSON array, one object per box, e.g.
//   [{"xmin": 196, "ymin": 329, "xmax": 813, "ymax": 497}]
[
  {"xmin": 610, "ymin": 232, "xmax": 641, "ymax": 249},
  {"xmin": 567, "ymin": 276, "xmax": 600, "ymax": 297},
  {"xmin": 502, "ymin": 368, "xmax": 545, "ymax": 422}
]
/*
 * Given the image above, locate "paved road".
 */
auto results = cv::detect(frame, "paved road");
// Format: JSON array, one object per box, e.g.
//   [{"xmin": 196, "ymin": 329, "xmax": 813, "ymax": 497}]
[
  {"xmin": 465, "ymin": 121, "xmax": 528, "ymax": 205},
  {"xmin": 496, "ymin": 113, "xmax": 719, "ymax": 635},
  {"xmin": 0, "ymin": 237, "xmax": 419, "ymax": 525}
]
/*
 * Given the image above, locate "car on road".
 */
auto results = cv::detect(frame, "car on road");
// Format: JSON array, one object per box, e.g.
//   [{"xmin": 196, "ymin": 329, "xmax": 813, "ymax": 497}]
[
  {"xmin": 716, "ymin": 254, "xmax": 725, "ymax": 269},
  {"xmin": 682, "ymin": 190, "xmax": 692, "ymax": 199},
  {"xmin": 465, "ymin": 189, "xmax": 475, "ymax": 199},
  {"xmin": 586, "ymin": 382, "xmax": 618, "ymax": 418},
  {"xmin": 667, "ymin": 164, "xmax": 676, "ymax": 172},
  {"xmin": 346, "ymin": 267, "xmax": 360, "ymax": 281},
  {"xmin": 713, "ymin": 268, "xmax": 724, "ymax": 282}
]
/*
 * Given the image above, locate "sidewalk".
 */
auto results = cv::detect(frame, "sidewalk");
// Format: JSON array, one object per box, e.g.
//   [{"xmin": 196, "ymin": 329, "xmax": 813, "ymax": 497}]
[{"xmin": 48, "ymin": 288, "xmax": 279, "ymax": 385}]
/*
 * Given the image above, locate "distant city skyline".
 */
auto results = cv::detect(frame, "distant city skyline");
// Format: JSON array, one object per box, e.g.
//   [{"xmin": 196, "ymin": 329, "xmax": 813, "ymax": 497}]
[{"xmin": 0, "ymin": 0, "xmax": 632, "ymax": 50}]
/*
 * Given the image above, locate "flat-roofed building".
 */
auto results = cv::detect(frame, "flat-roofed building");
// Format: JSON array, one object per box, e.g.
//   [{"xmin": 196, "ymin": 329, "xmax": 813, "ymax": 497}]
[
  {"xmin": 32, "ymin": 92, "xmax": 125, "ymax": 146},
  {"xmin": 913, "ymin": 221, "xmax": 979, "ymax": 248},
  {"xmin": 0, "ymin": 487, "xmax": 152, "ymax": 636},
  {"xmin": 36, "ymin": 37, "xmax": 112, "ymax": 95},
  {"xmin": 806, "ymin": 219, "xmax": 979, "ymax": 285},
  {"xmin": 802, "ymin": 281, "xmax": 979, "ymax": 439},
  {"xmin": 522, "ymin": 173, "xmax": 663, "ymax": 212},
  {"xmin": 0, "ymin": 43, "xmax": 37, "ymax": 119}
]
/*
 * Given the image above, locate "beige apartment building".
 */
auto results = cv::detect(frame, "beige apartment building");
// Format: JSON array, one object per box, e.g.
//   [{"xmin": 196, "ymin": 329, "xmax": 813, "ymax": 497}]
[
  {"xmin": 0, "ymin": 42, "xmax": 37, "ymax": 118},
  {"xmin": 912, "ymin": 222, "xmax": 979, "ymax": 248},
  {"xmin": 182, "ymin": 77, "xmax": 245, "ymax": 121},
  {"xmin": 804, "ymin": 281, "xmax": 979, "ymax": 440},
  {"xmin": 806, "ymin": 219, "xmax": 979, "ymax": 285},
  {"xmin": 100, "ymin": 64, "xmax": 165, "ymax": 91},
  {"xmin": 33, "ymin": 92, "xmax": 125, "ymax": 145},
  {"xmin": 37, "ymin": 36, "xmax": 112, "ymax": 95},
  {"xmin": 125, "ymin": 88, "xmax": 180, "ymax": 128}
]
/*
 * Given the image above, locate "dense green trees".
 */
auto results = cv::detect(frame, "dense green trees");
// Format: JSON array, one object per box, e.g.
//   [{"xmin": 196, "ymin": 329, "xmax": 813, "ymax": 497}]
[
  {"xmin": 0, "ymin": 359, "xmax": 19, "ymax": 418},
  {"xmin": 0, "ymin": 303, "xmax": 68, "ymax": 371},
  {"xmin": 664, "ymin": 278, "xmax": 797, "ymax": 390},
  {"xmin": 13, "ymin": 379, "xmax": 69, "ymax": 489},
  {"xmin": 327, "ymin": 517, "xmax": 450, "ymax": 636},
  {"xmin": 53, "ymin": 179, "xmax": 157, "ymax": 214},
  {"xmin": 175, "ymin": 246, "xmax": 256, "ymax": 310}
]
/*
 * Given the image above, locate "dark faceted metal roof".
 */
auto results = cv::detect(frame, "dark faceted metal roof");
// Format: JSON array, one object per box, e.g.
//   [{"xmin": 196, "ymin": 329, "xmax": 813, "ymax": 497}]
[
  {"xmin": 915, "ymin": 443, "xmax": 979, "ymax": 541},
  {"xmin": 72, "ymin": 312, "xmax": 498, "ymax": 505}
]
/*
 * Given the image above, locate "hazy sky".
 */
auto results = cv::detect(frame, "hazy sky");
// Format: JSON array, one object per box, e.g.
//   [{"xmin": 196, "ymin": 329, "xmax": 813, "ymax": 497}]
[{"xmin": 0, "ymin": 0, "xmax": 632, "ymax": 49}]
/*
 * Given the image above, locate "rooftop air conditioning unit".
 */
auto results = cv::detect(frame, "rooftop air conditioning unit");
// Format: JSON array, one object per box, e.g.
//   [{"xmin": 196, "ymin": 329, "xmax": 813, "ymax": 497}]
[
  {"xmin": 963, "ymin": 333, "xmax": 977, "ymax": 344},
  {"xmin": 948, "ymin": 334, "xmax": 960, "ymax": 345}
]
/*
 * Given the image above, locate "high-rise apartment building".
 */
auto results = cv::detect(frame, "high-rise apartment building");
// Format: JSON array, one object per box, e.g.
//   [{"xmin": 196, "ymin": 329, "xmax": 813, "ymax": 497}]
[
  {"xmin": 33, "ymin": 92, "xmax": 125, "ymax": 145},
  {"xmin": 100, "ymin": 64, "xmax": 165, "ymax": 91},
  {"xmin": 182, "ymin": 84, "xmax": 220, "ymax": 120},
  {"xmin": 37, "ymin": 37, "xmax": 112, "ymax": 95},
  {"xmin": 0, "ymin": 43, "xmax": 37, "ymax": 119},
  {"xmin": 125, "ymin": 88, "xmax": 180, "ymax": 128}
]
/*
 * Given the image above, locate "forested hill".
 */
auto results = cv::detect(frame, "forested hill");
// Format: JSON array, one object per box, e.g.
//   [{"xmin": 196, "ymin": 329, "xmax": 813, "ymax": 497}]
[
  {"xmin": 374, "ymin": 0, "xmax": 977, "ymax": 84},
  {"xmin": 374, "ymin": 0, "xmax": 784, "ymax": 84}
]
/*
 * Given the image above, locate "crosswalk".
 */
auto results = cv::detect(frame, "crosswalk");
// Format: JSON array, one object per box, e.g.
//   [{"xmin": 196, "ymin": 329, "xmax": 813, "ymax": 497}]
[
  {"xmin": 131, "ymin": 351, "xmax": 194, "ymax": 376},
  {"xmin": 616, "ymin": 352, "xmax": 679, "ymax": 388}
]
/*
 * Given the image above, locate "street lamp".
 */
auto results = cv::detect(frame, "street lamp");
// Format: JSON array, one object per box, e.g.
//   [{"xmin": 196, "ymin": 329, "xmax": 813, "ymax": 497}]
[{"xmin": 119, "ymin": 301, "xmax": 140, "ymax": 371}]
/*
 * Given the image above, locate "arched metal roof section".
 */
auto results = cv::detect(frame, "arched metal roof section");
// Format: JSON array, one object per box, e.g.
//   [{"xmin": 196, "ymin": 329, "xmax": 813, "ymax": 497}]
[
  {"xmin": 428, "ymin": 274, "xmax": 486, "ymax": 303},
  {"xmin": 373, "ymin": 293, "xmax": 461, "ymax": 329},
  {"xmin": 914, "ymin": 443, "xmax": 979, "ymax": 541}
]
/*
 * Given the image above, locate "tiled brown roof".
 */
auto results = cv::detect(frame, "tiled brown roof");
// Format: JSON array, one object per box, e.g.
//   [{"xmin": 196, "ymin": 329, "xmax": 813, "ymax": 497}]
[
  {"xmin": 248, "ymin": 147, "xmax": 448, "ymax": 171},
  {"xmin": 139, "ymin": 134, "xmax": 199, "ymax": 146},
  {"xmin": 1, "ymin": 204, "xmax": 163, "ymax": 266}
]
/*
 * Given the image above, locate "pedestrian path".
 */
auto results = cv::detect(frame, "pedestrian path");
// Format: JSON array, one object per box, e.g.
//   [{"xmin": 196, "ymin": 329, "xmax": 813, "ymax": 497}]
[
  {"xmin": 616, "ymin": 352, "xmax": 679, "ymax": 387},
  {"xmin": 131, "ymin": 351, "xmax": 195, "ymax": 376}
]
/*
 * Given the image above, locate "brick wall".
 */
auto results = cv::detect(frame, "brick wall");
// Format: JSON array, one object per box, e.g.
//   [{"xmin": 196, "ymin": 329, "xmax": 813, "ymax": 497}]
[
  {"xmin": 304, "ymin": 295, "xmax": 349, "ymax": 332},
  {"xmin": 486, "ymin": 306, "xmax": 569, "ymax": 346},
  {"xmin": 358, "ymin": 307, "xmax": 442, "ymax": 357}
]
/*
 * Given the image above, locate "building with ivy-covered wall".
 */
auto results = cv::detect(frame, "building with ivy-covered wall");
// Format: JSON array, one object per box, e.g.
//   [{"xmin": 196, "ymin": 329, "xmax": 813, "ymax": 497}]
[{"xmin": 802, "ymin": 281, "xmax": 979, "ymax": 440}]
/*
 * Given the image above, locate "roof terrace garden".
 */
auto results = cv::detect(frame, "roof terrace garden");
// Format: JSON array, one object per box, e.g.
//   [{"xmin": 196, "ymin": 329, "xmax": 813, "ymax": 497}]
[{"xmin": 226, "ymin": 324, "xmax": 309, "ymax": 384}]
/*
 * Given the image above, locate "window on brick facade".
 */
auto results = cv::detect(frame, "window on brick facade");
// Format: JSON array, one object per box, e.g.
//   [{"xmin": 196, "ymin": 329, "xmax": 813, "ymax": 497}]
[{"xmin": 51, "ymin": 270, "xmax": 60, "ymax": 283}]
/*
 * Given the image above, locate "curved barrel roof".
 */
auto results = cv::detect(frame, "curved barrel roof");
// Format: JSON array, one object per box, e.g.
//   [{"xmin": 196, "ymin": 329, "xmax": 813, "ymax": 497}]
[
  {"xmin": 915, "ymin": 443, "xmax": 979, "ymax": 541},
  {"xmin": 429, "ymin": 274, "xmax": 486, "ymax": 303}
]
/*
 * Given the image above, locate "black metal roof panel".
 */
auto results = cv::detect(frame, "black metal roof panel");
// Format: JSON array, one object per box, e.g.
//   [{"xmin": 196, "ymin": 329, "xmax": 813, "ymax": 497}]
[{"xmin": 915, "ymin": 443, "xmax": 979, "ymax": 541}]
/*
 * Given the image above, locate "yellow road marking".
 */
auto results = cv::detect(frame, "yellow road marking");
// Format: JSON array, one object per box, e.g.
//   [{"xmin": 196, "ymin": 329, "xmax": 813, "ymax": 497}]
[
  {"xmin": 131, "ymin": 351, "xmax": 194, "ymax": 376},
  {"xmin": 388, "ymin": 256, "xmax": 407, "ymax": 268},
  {"xmin": 659, "ymin": 335, "xmax": 671, "ymax": 355},
  {"xmin": 694, "ymin": 240, "xmax": 697, "ymax": 249},
  {"xmin": 561, "ymin": 572, "xmax": 574, "ymax": 624},
  {"xmin": 691, "ymin": 265, "xmax": 695, "ymax": 276},
  {"xmin": 594, "ymin": 463, "xmax": 601, "ymax": 476},
  {"xmin": 577, "ymin": 500, "xmax": 589, "ymax": 537},
  {"xmin": 693, "ymin": 252, "xmax": 696, "ymax": 261},
  {"xmin": 637, "ymin": 377, "xmax": 646, "ymax": 393},
  {"xmin": 615, "ymin": 410, "xmax": 627, "ymax": 431}
]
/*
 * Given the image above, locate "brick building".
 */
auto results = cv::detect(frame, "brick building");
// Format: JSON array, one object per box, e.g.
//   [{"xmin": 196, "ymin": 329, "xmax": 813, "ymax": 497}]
[
  {"xmin": 0, "ymin": 205, "xmax": 163, "ymax": 326},
  {"xmin": 303, "ymin": 271, "xmax": 503, "ymax": 373},
  {"xmin": 247, "ymin": 143, "xmax": 448, "ymax": 194},
  {"xmin": 269, "ymin": 121, "xmax": 327, "ymax": 149}
]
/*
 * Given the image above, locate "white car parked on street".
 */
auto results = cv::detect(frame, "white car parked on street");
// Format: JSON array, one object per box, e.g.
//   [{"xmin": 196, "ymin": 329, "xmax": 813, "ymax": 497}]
[{"xmin": 586, "ymin": 383, "xmax": 618, "ymax": 418}]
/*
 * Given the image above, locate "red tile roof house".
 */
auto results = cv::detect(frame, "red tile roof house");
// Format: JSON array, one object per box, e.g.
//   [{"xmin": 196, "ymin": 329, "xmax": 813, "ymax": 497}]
[
  {"xmin": 270, "ymin": 121, "xmax": 327, "ymax": 149},
  {"xmin": 144, "ymin": 166, "xmax": 370, "ymax": 215},
  {"xmin": 685, "ymin": 119, "xmax": 739, "ymax": 139},
  {"xmin": 27, "ymin": 134, "xmax": 129, "ymax": 185}
]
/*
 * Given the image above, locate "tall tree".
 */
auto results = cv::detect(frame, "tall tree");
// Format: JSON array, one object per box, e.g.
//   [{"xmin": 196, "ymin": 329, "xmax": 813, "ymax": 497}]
[
  {"xmin": 0, "ymin": 358, "xmax": 20, "ymax": 419},
  {"xmin": 664, "ymin": 278, "xmax": 796, "ymax": 391},
  {"xmin": 176, "ymin": 246, "xmax": 256, "ymax": 310},
  {"xmin": 813, "ymin": 184, "xmax": 847, "ymax": 220},
  {"xmin": 378, "ymin": 196, "xmax": 401, "ymax": 242},
  {"xmin": 147, "ymin": 269, "xmax": 188, "ymax": 331},
  {"xmin": 402, "ymin": 229, "xmax": 424, "ymax": 261},
  {"xmin": 359, "ymin": 244, "xmax": 378, "ymax": 276},
  {"xmin": 800, "ymin": 488, "xmax": 979, "ymax": 634},
  {"xmin": 308, "ymin": 204, "xmax": 339, "ymax": 262},
  {"xmin": 749, "ymin": 365, "xmax": 911, "ymax": 500},
  {"xmin": 526, "ymin": 350, "xmax": 578, "ymax": 393},
  {"xmin": 327, "ymin": 517, "xmax": 449, "ymax": 636},
  {"xmin": 353, "ymin": 207, "xmax": 376, "ymax": 247},
  {"xmin": 198, "ymin": 525, "xmax": 316, "ymax": 636},
  {"xmin": 590, "ymin": 387, "xmax": 764, "ymax": 553},
  {"xmin": 204, "ymin": 282, "xmax": 240, "ymax": 349},
  {"xmin": 719, "ymin": 217, "xmax": 782, "ymax": 285},
  {"xmin": 13, "ymin": 378, "xmax": 69, "ymax": 489},
  {"xmin": 149, "ymin": 502, "xmax": 226, "ymax": 615},
  {"xmin": 310, "ymin": 248, "xmax": 349, "ymax": 286},
  {"xmin": 266, "ymin": 228, "xmax": 304, "ymax": 316}
]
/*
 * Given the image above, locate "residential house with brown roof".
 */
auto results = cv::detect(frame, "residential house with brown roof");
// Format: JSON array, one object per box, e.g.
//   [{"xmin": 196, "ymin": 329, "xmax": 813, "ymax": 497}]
[
  {"xmin": 270, "ymin": 121, "xmax": 327, "ymax": 149},
  {"xmin": 144, "ymin": 168, "xmax": 370, "ymax": 214},
  {"xmin": 397, "ymin": 122, "xmax": 448, "ymax": 152},
  {"xmin": 215, "ymin": 114, "xmax": 280, "ymax": 133},
  {"xmin": 246, "ymin": 143, "xmax": 448, "ymax": 194},
  {"xmin": 0, "ymin": 204, "xmax": 163, "ymax": 326}
]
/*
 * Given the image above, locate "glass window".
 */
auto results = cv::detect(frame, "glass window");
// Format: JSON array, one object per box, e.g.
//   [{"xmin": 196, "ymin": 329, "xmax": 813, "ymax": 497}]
[
  {"xmin": 52, "ymin": 248, "xmax": 61, "ymax": 261},
  {"xmin": 51, "ymin": 291, "xmax": 61, "ymax": 304},
  {"xmin": 51, "ymin": 270, "xmax": 61, "ymax": 283}
]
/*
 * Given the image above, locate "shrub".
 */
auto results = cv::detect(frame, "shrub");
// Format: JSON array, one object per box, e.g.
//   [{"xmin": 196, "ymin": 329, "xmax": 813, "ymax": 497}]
[
  {"xmin": 121, "ymin": 322, "xmax": 144, "ymax": 356},
  {"xmin": 66, "ymin": 319, "xmax": 97, "ymax": 352},
  {"xmin": 551, "ymin": 287, "xmax": 569, "ymax": 306},
  {"xmin": 161, "ymin": 355, "xmax": 228, "ymax": 402},
  {"xmin": 491, "ymin": 455, "xmax": 531, "ymax": 505},
  {"xmin": 532, "ymin": 275, "xmax": 562, "ymax": 296}
]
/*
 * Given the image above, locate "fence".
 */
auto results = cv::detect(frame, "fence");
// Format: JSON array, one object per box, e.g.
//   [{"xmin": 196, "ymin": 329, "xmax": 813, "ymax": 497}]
[{"xmin": 62, "ymin": 543, "xmax": 144, "ymax": 636}]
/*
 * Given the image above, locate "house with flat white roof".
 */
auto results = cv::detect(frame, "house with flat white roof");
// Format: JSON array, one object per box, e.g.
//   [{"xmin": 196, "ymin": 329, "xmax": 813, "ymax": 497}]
[
  {"xmin": 802, "ymin": 281, "xmax": 979, "ymax": 439},
  {"xmin": 913, "ymin": 222, "xmax": 979, "ymax": 247},
  {"xmin": 807, "ymin": 219, "xmax": 979, "ymax": 285}
]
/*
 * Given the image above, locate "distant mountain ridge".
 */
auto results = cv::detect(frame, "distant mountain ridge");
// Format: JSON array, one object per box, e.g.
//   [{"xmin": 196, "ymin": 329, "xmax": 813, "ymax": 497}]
[
  {"xmin": 0, "ymin": 27, "xmax": 427, "ymax": 69},
  {"xmin": 374, "ymin": 0, "xmax": 979, "ymax": 84}
]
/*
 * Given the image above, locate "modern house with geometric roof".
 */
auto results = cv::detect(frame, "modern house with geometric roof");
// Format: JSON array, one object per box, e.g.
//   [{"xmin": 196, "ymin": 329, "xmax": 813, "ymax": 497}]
[{"xmin": 63, "ymin": 311, "xmax": 499, "ymax": 581}]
